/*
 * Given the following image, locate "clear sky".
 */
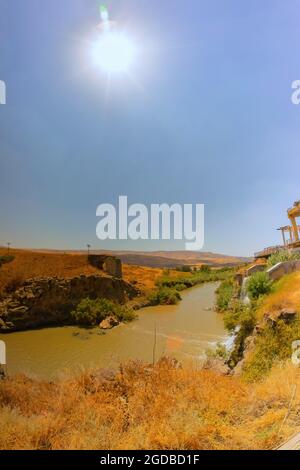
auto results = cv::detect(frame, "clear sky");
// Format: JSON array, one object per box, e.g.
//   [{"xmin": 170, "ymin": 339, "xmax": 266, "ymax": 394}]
[{"xmin": 1, "ymin": 0, "xmax": 300, "ymax": 256}]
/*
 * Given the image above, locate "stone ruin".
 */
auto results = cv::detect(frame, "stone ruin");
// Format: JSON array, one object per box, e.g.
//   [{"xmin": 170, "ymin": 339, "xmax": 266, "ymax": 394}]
[{"xmin": 88, "ymin": 255, "xmax": 122, "ymax": 279}]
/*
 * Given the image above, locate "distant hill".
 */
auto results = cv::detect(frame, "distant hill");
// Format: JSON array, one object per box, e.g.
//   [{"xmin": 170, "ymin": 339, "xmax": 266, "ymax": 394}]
[
  {"xmin": 94, "ymin": 250, "xmax": 251, "ymax": 269},
  {"xmin": 3, "ymin": 247, "xmax": 250, "ymax": 270}
]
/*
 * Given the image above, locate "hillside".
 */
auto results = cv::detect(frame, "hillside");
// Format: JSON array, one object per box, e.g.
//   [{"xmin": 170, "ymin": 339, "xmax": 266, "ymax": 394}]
[
  {"xmin": 95, "ymin": 250, "xmax": 250, "ymax": 268},
  {"xmin": 23, "ymin": 249, "xmax": 249, "ymax": 269},
  {"xmin": 0, "ymin": 248, "xmax": 193, "ymax": 299}
]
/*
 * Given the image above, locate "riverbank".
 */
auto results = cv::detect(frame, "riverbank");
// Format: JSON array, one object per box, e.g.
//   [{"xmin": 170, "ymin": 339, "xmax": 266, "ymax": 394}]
[
  {"xmin": 1, "ymin": 357, "xmax": 299, "ymax": 450},
  {"xmin": 215, "ymin": 266, "xmax": 300, "ymax": 381},
  {"xmin": 0, "ymin": 247, "xmax": 234, "ymax": 333},
  {"xmin": 0, "ymin": 283, "xmax": 226, "ymax": 378}
]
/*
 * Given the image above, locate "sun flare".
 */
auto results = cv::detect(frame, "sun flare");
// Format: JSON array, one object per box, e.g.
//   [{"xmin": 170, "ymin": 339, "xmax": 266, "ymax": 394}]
[{"xmin": 91, "ymin": 31, "xmax": 136, "ymax": 74}]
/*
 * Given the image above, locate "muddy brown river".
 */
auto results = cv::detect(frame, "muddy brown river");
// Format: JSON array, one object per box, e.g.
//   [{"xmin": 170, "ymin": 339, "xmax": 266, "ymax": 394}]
[{"xmin": 0, "ymin": 283, "xmax": 227, "ymax": 379}]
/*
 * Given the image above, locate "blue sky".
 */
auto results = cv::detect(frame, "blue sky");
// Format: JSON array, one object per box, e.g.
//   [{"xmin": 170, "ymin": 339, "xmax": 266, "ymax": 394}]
[{"xmin": 1, "ymin": 0, "xmax": 300, "ymax": 256}]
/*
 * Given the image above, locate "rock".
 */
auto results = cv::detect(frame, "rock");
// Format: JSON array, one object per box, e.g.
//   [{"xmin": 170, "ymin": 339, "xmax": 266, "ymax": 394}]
[
  {"xmin": 93, "ymin": 368, "xmax": 116, "ymax": 384},
  {"xmin": 0, "ymin": 275, "xmax": 139, "ymax": 332},
  {"xmin": 99, "ymin": 315, "xmax": 119, "ymax": 330},
  {"xmin": 233, "ymin": 358, "xmax": 245, "ymax": 376},
  {"xmin": 203, "ymin": 357, "xmax": 231, "ymax": 375},
  {"xmin": 278, "ymin": 308, "xmax": 297, "ymax": 322}
]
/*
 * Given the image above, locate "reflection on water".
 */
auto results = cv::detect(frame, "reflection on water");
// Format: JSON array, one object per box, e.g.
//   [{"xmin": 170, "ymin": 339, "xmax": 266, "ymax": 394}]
[{"xmin": 0, "ymin": 282, "xmax": 227, "ymax": 379}]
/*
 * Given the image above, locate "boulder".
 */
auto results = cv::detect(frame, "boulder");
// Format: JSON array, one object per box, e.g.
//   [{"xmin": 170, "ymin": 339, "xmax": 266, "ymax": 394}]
[
  {"xmin": 278, "ymin": 308, "xmax": 297, "ymax": 322},
  {"xmin": 203, "ymin": 357, "xmax": 231, "ymax": 375},
  {"xmin": 99, "ymin": 315, "xmax": 119, "ymax": 330}
]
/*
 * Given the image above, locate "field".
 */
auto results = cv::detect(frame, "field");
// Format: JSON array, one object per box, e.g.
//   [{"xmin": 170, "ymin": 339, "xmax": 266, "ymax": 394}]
[{"xmin": 0, "ymin": 358, "xmax": 300, "ymax": 450}]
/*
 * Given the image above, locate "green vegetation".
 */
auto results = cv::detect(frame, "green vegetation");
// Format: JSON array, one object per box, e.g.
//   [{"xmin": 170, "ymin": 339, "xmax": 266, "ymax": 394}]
[
  {"xmin": 157, "ymin": 267, "xmax": 233, "ymax": 291},
  {"xmin": 176, "ymin": 265, "xmax": 192, "ymax": 273},
  {"xmin": 216, "ymin": 267, "xmax": 300, "ymax": 379},
  {"xmin": 246, "ymin": 272, "xmax": 273, "ymax": 300},
  {"xmin": 71, "ymin": 298, "xmax": 136, "ymax": 326},
  {"xmin": 206, "ymin": 342, "xmax": 230, "ymax": 361},
  {"xmin": 0, "ymin": 255, "xmax": 14, "ymax": 267},
  {"xmin": 267, "ymin": 249, "xmax": 300, "ymax": 268},
  {"xmin": 147, "ymin": 286, "xmax": 182, "ymax": 306},
  {"xmin": 215, "ymin": 279, "xmax": 235, "ymax": 312},
  {"xmin": 149, "ymin": 268, "xmax": 234, "ymax": 307},
  {"xmin": 243, "ymin": 318, "xmax": 300, "ymax": 382},
  {"xmin": 225, "ymin": 304, "xmax": 257, "ymax": 368}
]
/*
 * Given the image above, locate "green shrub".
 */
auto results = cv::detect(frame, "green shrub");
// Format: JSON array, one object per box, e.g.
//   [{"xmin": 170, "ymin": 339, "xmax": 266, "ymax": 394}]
[
  {"xmin": 243, "ymin": 318, "xmax": 300, "ymax": 381},
  {"xmin": 176, "ymin": 265, "xmax": 192, "ymax": 273},
  {"xmin": 206, "ymin": 342, "xmax": 230, "ymax": 361},
  {"xmin": 71, "ymin": 298, "xmax": 136, "ymax": 326},
  {"xmin": 267, "ymin": 249, "xmax": 300, "ymax": 268},
  {"xmin": 148, "ymin": 287, "xmax": 181, "ymax": 306},
  {"xmin": 246, "ymin": 272, "xmax": 273, "ymax": 300},
  {"xmin": 215, "ymin": 279, "xmax": 235, "ymax": 312},
  {"xmin": 0, "ymin": 255, "xmax": 14, "ymax": 267},
  {"xmin": 227, "ymin": 306, "xmax": 256, "ymax": 368},
  {"xmin": 198, "ymin": 265, "xmax": 211, "ymax": 273}
]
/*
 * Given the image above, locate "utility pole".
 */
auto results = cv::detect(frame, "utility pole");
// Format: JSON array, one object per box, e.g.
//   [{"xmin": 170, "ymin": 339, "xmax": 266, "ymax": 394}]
[
  {"xmin": 7, "ymin": 242, "xmax": 11, "ymax": 255},
  {"xmin": 86, "ymin": 244, "xmax": 91, "ymax": 256}
]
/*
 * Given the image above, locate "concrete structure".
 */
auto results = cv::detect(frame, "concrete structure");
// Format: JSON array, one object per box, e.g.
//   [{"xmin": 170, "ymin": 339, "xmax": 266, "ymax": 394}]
[
  {"xmin": 254, "ymin": 246, "xmax": 282, "ymax": 260},
  {"xmin": 287, "ymin": 201, "xmax": 300, "ymax": 247},
  {"xmin": 266, "ymin": 260, "xmax": 300, "ymax": 282},
  {"xmin": 246, "ymin": 264, "xmax": 266, "ymax": 276},
  {"xmin": 276, "ymin": 201, "xmax": 300, "ymax": 248},
  {"xmin": 255, "ymin": 200, "xmax": 300, "ymax": 259},
  {"xmin": 88, "ymin": 255, "xmax": 122, "ymax": 279}
]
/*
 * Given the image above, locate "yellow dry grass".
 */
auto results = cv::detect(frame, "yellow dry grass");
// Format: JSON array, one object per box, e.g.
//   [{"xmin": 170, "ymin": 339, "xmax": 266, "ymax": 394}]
[
  {"xmin": 0, "ymin": 359, "xmax": 300, "ymax": 450},
  {"xmin": 0, "ymin": 248, "xmax": 164, "ymax": 298},
  {"xmin": 257, "ymin": 272, "xmax": 300, "ymax": 320}
]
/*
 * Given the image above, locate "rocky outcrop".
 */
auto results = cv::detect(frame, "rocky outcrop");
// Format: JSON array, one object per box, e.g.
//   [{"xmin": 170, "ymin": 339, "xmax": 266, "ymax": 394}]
[
  {"xmin": 88, "ymin": 255, "xmax": 122, "ymax": 278},
  {"xmin": 0, "ymin": 275, "xmax": 139, "ymax": 332},
  {"xmin": 99, "ymin": 315, "xmax": 119, "ymax": 330},
  {"xmin": 203, "ymin": 357, "xmax": 231, "ymax": 375},
  {"xmin": 233, "ymin": 307, "xmax": 298, "ymax": 375}
]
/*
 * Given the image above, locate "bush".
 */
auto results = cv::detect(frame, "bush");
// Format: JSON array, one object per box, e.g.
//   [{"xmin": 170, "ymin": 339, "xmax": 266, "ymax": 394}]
[
  {"xmin": 0, "ymin": 255, "xmax": 14, "ymax": 267},
  {"xmin": 176, "ymin": 265, "xmax": 192, "ymax": 273},
  {"xmin": 267, "ymin": 249, "xmax": 300, "ymax": 268},
  {"xmin": 148, "ymin": 287, "xmax": 182, "ymax": 306},
  {"xmin": 215, "ymin": 279, "xmax": 235, "ymax": 312},
  {"xmin": 227, "ymin": 306, "xmax": 256, "ymax": 368},
  {"xmin": 198, "ymin": 265, "xmax": 211, "ymax": 273},
  {"xmin": 71, "ymin": 298, "xmax": 136, "ymax": 326},
  {"xmin": 243, "ymin": 318, "xmax": 300, "ymax": 381},
  {"xmin": 246, "ymin": 272, "xmax": 273, "ymax": 300}
]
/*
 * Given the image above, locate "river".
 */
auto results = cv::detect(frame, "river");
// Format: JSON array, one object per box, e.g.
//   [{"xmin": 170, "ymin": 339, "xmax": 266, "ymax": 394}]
[{"xmin": 0, "ymin": 282, "xmax": 227, "ymax": 379}]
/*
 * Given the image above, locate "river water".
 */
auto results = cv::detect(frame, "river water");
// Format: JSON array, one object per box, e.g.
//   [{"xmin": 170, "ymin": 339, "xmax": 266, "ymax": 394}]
[{"xmin": 0, "ymin": 282, "xmax": 227, "ymax": 379}]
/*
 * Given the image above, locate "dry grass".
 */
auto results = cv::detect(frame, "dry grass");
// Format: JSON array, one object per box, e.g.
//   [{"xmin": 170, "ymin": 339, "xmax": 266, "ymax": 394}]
[
  {"xmin": 0, "ymin": 359, "xmax": 300, "ymax": 450},
  {"xmin": 257, "ymin": 272, "xmax": 300, "ymax": 320},
  {"xmin": 0, "ymin": 248, "xmax": 165, "ymax": 299}
]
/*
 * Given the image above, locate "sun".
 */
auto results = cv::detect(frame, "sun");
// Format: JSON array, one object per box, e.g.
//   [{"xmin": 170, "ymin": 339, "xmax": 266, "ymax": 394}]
[{"xmin": 91, "ymin": 31, "xmax": 136, "ymax": 74}]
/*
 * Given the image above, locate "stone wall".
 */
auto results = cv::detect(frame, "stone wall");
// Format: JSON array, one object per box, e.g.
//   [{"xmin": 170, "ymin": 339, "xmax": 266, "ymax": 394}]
[
  {"xmin": 0, "ymin": 275, "xmax": 138, "ymax": 332},
  {"xmin": 266, "ymin": 260, "xmax": 300, "ymax": 282},
  {"xmin": 88, "ymin": 255, "xmax": 122, "ymax": 278},
  {"xmin": 246, "ymin": 264, "xmax": 266, "ymax": 276}
]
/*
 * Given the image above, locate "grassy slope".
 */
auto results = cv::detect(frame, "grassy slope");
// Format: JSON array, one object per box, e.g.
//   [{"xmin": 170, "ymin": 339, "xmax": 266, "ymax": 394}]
[
  {"xmin": 257, "ymin": 271, "xmax": 300, "ymax": 320},
  {"xmin": 1, "ymin": 359, "xmax": 300, "ymax": 450},
  {"xmin": 0, "ymin": 248, "xmax": 165, "ymax": 299}
]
